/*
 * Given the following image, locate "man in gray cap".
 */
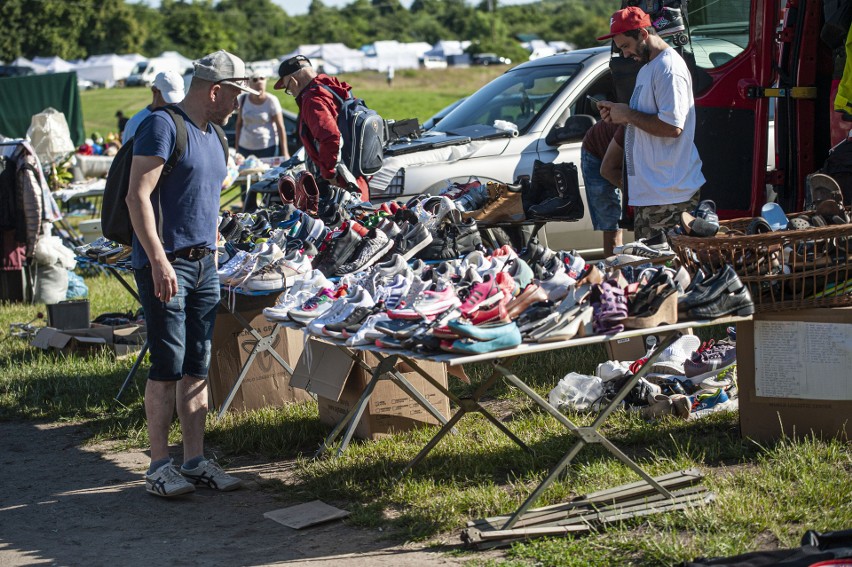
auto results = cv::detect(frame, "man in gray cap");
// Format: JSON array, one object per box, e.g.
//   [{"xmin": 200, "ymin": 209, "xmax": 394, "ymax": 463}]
[{"xmin": 126, "ymin": 49, "xmax": 258, "ymax": 498}]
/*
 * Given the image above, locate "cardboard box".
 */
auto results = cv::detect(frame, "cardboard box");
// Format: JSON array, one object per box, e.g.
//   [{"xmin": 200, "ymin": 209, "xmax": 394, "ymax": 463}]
[
  {"xmin": 30, "ymin": 323, "xmax": 146, "ymax": 356},
  {"xmin": 293, "ymin": 341, "xmax": 450, "ymax": 440},
  {"xmin": 738, "ymin": 307, "xmax": 852, "ymax": 441},
  {"xmin": 605, "ymin": 329, "xmax": 694, "ymax": 362},
  {"xmin": 208, "ymin": 293, "xmax": 312, "ymax": 412}
]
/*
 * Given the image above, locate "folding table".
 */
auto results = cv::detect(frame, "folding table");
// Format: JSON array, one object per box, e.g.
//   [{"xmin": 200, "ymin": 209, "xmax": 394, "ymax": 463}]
[
  {"xmin": 270, "ymin": 323, "xmax": 454, "ymax": 457},
  {"xmin": 337, "ymin": 314, "xmax": 749, "ymax": 531}
]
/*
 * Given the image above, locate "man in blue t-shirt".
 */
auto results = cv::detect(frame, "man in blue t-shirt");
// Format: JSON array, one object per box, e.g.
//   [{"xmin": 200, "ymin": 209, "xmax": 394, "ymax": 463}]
[{"xmin": 126, "ymin": 50, "xmax": 259, "ymax": 498}]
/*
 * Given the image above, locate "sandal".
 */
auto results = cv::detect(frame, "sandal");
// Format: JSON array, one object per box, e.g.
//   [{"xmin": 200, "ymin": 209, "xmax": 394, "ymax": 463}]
[{"xmin": 624, "ymin": 282, "xmax": 678, "ymax": 329}]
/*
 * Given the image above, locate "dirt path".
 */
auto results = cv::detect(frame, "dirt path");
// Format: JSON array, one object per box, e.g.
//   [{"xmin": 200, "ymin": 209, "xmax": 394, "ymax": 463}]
[{"xmin": 0, "ymin": 421, "xmax": 491, "ymax": 567}]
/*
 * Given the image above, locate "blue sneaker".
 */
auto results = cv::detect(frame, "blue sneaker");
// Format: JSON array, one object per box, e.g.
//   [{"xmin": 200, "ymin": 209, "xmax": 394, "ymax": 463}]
[
  {"xmin": 448, "ymin": 323, "xmax": 521, "ymax": 354},
  {"xmin": 690, "ymin": 388, "xmax": 729, "ymax": 412}
]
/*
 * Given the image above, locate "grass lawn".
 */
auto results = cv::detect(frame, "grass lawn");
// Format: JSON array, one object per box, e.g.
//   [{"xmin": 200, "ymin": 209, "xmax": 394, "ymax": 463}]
[
  {"xmin": 81, "ymin": 65, "xmax": 508, "ymax": 138},
  {"xmin": 1, "ymin": 273, "xmax": 850, "ymax": 566}
]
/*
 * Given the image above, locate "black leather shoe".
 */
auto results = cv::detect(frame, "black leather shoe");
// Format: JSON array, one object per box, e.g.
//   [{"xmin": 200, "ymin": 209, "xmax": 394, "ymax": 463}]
[
  {"xmin": 679, "ymin": 264, "xmax": 743, "ymax": 310},
  {"xmin": 687, "ymin": 286, "xmax": 755, "ymax": 319},
  {"xmin": 528, "ymin": 195, "xmax": 584, "ymax": 221}
]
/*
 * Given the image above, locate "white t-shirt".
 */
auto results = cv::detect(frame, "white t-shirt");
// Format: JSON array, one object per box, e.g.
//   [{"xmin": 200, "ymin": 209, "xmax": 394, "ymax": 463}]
[
  {"xmin": 238, "ymin": 94, "xmax": 283, "ymax": 151},
  {"xmin": 623, "ymin": 48, "xmax": 705, "ymax": 206}
]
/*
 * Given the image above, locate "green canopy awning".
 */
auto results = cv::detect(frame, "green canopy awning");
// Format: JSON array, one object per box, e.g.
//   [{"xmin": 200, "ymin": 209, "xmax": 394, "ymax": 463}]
[{"xmin": 0, "ymin": 72, "xmax": 85, "ymax": 145}]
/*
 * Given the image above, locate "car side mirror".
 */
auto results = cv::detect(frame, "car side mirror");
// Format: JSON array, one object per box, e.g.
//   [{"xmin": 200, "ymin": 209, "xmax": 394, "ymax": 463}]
[{"xmin": 546, "ymin": 115, "xmax": 595, "ymax": 146}]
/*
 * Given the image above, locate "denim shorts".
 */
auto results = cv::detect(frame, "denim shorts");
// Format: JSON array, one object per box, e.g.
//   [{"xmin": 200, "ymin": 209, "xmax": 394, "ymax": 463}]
[
  {"xmin": 581, "ymin": 148, "xmax": 622, "ymax": 231},
  {"xmin": 135, "ymin": 255, "xmax": 220, "ymax": 381}
]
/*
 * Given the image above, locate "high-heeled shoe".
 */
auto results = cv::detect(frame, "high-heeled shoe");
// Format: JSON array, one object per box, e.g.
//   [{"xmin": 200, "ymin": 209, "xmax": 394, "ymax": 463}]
[{"xmin": 624, "ymin": 283, "xmax": 678, "ymax": 329}]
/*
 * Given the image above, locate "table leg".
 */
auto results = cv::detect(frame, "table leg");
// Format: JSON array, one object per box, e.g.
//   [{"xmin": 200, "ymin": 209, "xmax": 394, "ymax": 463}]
[
  {"xmin": 112, "ymin": 341, "xmax": 148, "ymax": 405},
  {"xmin": 500, "ymin": 331, "xmax": 683, "ymax": 530}
]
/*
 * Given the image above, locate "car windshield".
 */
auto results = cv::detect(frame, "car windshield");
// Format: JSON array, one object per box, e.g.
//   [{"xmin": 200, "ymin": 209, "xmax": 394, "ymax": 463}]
[{"xmin": 432, "ymin": 64, "xmax": 580, "ymax": 134}]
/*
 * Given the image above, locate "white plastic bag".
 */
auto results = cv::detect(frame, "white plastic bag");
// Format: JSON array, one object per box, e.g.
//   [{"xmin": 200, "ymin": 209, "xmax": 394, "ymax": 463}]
[{"xmin": 548, "ymin": 372, "xmax": 604, "ymax": 413}]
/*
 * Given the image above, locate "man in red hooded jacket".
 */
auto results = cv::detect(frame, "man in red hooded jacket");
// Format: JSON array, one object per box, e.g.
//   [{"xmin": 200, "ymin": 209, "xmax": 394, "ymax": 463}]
[{"xmin": 273, "ymin": 55, "xmax": 369, "ymax": 200}]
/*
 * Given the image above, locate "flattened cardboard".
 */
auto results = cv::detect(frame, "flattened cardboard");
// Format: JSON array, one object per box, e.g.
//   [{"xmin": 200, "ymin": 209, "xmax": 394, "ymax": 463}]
[
  {"xmin": 30, "ymin": 324, "xmax": 145, "ymax": 356},
  {"xmin": 208, "ymin": 294, "xmax": 312, "ymax": 412},
  {"xmin": 738, "ymin": 307, "xmax": 852, "ymax": 441},
  {"xmin": 290, "ymin": 339, "xmax": 356, "ymax": 401},
  {"xmin": 317, "ymin": 352, "xmax": 450, "ymax": 440},
  {"xmin": 263, "ymin": 500, "xmax": 350, "ymax": 529}
]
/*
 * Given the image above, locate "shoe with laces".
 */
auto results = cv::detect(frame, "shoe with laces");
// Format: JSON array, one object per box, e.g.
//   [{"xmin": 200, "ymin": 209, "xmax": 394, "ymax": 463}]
[
  {"xmin": 387, "ymin": 286, "xmax": 461, "ymax": 319},
  {"xmin": 335, "ymin": 229, "xmax": 394, "ymax": 276},
  {"xmin": 263, "ymin": 270, "xmax": 332, "ymax": 322},
  {"xmin": 179, "ymin": 459, "xmax": 242, "ymax": 491},
  {"xmin": 288, "ymin": 288, "xmax": 338, "ymax": 325},
  {"xmin": 146, "ymin": 460, "xmax": 195, "ymax": 497},
  {"xmin": 394, "ymin": 222, "xmax": 433, "ymax": 260},
  {"xmin": 459, "ymin": 272, "xmax": 513, "ymax": 315},
  {"xmin": 324, "ymin": 304, "xmax": 378, "ymax": 338},
  {"xmin": 314, "ymin": 222, "xmax": 363, "ymax": 277},
  {"xmin": 538, "ymin": 259, "xmax": 573, "ymax": 302},
  {"xmin": 684, "ymin": 342, "xmax": 737, "ymax": 381},
  {"xmin": 345, "ymin": 312, "xmax": 392, "ymax": 345},
  {"xmin": 217, "ymin": 250, "xmax": 250, "ymax": 285},
  {"xmin": 308, "ymin": 288, "xmax": 374, "ymax": 336}
]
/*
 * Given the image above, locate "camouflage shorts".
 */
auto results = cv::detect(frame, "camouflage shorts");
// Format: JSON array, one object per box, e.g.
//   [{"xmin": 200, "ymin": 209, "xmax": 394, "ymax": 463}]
[{"xmin": 633, "ymin": 192, "xmax": 701, "ymax": 240}]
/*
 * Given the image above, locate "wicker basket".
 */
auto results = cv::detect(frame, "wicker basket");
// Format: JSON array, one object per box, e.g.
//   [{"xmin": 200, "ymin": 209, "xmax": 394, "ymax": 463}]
[{"xmin": 670, "ymin": 210, "xmax": 852, "ymax": 312}]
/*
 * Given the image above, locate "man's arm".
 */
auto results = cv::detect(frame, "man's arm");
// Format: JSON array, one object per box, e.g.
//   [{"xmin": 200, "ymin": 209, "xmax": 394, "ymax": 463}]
[
  {"xmin": 600, "ymin": 137, "xmax": 625, "ymax": 188},
  {"xmin": 125, "ymin": 155, "xmax": 178, "ymax": 302},
  {"xmin": 598, "ymin": 101, "xmax": 682, "ymax": 138}
]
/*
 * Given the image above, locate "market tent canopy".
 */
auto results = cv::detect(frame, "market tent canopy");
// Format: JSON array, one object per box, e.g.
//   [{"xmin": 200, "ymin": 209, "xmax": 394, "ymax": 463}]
[
  {"xmin": 0, "ymin": 72, "xmax": 84, "ymax": 145},
  {"xmin": 32, "ymin": 56, "xmax": 75, "ymax": 74},
  {"xmin": 280, "ymin": 44, "xmax": 366, "ymax": 73},
  {"xmin": 364, "ymin": 41, "xmax": 431, "ymax": 71},
  {"xmin": 75, "ymin": 54, "xmax": 136, "ymax": 86}
]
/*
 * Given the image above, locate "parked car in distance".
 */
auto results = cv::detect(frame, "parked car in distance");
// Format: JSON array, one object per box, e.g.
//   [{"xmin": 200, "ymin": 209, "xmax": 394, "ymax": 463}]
[
  {"xmin": 472, "ymin": 53, "xmax": 511, "ymax": 66},
  {"xmin": 0, "ymin": 65, "xmax": 36, "ymax": 78},
  {"xmin": 371, "ymin": 40, "xmax": 774, "ymax": 256},
  {"xmin": 422, "ymin": 56, "xmax": 448, "ymax": 70},
  {"xmin": 222, "ymin": 108, "xmax": 301, "ymax": 157}
]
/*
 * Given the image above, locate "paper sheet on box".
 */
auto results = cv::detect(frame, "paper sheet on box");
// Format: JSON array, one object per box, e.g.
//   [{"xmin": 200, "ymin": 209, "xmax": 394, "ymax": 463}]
[
  {"xmin": 754, "ymin": 320, "xmax": 852, "ymax": 399},
  {"xmin": 263, "ymin": 500, "xmax": 350, "ymax": 529}
]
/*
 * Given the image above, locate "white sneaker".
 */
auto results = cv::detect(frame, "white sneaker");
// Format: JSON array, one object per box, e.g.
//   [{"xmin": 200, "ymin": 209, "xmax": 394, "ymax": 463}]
[
  {"xmin": 179, "ymin": 459, "xmax": 242, "ymax": 491},
  {"xmin": 538, "ymin": 264, "xmax": 572, "ymax": 302},
  {"xmin": 307, "ymin": 288, "xmax": 373, "ymax": 336},
  {"xmin": 217, "ymin": 250, "xmax": 249, "ymax": 285},
  {"xmin": 345, "ymin": 312, "xmax": 391, "ymax": 346},
  {"xmin": 263, "ymin": 270, "xmax": 332, "ymax": 322},
  {"xmin": 146, "ymin": 461, "xmax": 195, "ymax": 497},
  {"xmin": 375, "ymin": 274, "xmax": 411, "ymax": 310}
]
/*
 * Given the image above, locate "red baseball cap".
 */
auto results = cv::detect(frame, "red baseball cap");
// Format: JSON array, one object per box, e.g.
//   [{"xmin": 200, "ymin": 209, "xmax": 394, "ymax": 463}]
[{"xmin": 597, "ymin": 7, "xmax": 652, "ymax": 41}]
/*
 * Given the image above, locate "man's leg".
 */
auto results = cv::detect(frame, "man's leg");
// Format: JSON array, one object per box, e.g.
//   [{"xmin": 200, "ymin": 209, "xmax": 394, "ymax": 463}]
[
  {"xmin": 177, "ymin": 376, "xmax": 208, "ymax": 462},
  {"xmin": 145, "ymin": 380, "xmax": 177, "ymax": 463},
  {"xmin": 603, "ymin": 229, "xmax": 623, "ymax": 257},
  {"xmin": 581, "ymin": 149, "xmax": 623, "ymax": 255}
]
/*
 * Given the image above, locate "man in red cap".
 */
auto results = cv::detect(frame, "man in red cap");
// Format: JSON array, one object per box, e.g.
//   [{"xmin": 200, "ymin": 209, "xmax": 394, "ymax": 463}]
[
  {"xmin": 595, "ymin": 6, "xmax": 705, "ymax": 240},
  {"xmin": 273, "ymin": 55, "xmax": 369, "ymax": 200}
]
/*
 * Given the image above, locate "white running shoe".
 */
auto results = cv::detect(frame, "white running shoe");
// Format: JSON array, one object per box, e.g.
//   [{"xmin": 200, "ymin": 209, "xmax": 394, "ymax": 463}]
[
  {"xmin": 263, "ymin": 270, "xmax": 332, "ymax": 321},
  {"xmin": 179, "ymin": 459, "xmax": 242, "ymax": 491},
  {"xmin": 345, "ymin": 312, "xmax": 391, "ymax": 346},
  {"xmin": 307, "ymin": 288, "xmax": 373, "ymax": 336},
  {"xmin": 146, "ymin": 460, "xmax": 195, "ymax": 497}
]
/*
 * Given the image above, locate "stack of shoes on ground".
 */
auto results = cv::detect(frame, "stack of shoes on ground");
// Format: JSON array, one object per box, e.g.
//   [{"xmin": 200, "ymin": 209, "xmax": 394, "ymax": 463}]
[{"xmin": 678, "ymin": 264, "xmax": 755, "ymax": 319}]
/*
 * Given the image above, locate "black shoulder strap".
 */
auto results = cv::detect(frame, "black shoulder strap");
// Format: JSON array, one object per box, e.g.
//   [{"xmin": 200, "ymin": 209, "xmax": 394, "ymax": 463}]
[
  {"xmin": 210, "ymin": 123, "xmax": 229, "ymax": 164},
  {"xmin": 157, "ymin": 105, "xmax": 187, "ymax": 177}
]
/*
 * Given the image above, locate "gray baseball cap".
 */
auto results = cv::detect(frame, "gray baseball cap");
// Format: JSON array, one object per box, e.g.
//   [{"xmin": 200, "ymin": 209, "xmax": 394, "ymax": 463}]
[{"xmin": 193, "ymin": 50, "xmax": 259, "ymax": 95}]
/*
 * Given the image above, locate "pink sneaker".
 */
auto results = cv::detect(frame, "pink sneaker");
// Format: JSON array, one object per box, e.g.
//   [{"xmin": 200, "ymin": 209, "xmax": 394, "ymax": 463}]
[
  {"xmin": 387, "ymin": 286, "xmax": 461, "ymax": 319},
  {"xmin": 460, "ymin": 272, "xmax": 514, "ymax": 315}
]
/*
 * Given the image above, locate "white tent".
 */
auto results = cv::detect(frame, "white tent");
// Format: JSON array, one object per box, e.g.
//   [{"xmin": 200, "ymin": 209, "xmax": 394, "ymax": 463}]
[
  {"xmin": 280, "ymin": 43, "xmax": 366, "ymax": 74},
  {"xmin": 75, "ymin": 54, "xmax": 137, "ymax": 87},
  {"xmin": 157, "ymin": 51, "xmax": 194, "ymax": 73},
  {"xmin": 122, "ymin": 53, "xmax": 147, "ymax": 65},
  {"xmin": 364, "ymin": 41, "xmax": 430, "ymax": 71},
  {"xmin": 32, "ymin": 56, "xmax": 75, "ymax": 74},
  {"xmin": 11, "ymin": 56, "xmax": 46, "ymax": 73},
  {"xmin": 424, "ymin": 40, "xmax": 471, "ymax": 58}
]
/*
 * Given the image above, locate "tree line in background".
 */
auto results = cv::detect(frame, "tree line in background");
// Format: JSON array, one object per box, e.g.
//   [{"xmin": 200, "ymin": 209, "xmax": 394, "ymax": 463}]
[{"xmin": 0, "ymin": 0, "xmax": 618, "ymax": 65}]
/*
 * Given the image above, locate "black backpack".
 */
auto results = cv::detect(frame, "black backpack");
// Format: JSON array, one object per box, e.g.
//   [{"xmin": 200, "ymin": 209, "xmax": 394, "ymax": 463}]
[
  {"xmin": 101, "ymin": 105, "xmax": 228, "ymax": 246},
  {"xmin": 316, "ymin": 84, "xmax": 385, "ymax": 177},
  {"xmin": 0, "ymin": 156, "xmax": 18, "ymax": 232}
]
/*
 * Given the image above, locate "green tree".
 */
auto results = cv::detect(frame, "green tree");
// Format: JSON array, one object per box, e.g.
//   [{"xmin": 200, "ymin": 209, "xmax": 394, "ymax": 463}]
[{"xmin": 160, "ymin": 0, "xmax": 235, "ymax": 59}]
